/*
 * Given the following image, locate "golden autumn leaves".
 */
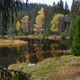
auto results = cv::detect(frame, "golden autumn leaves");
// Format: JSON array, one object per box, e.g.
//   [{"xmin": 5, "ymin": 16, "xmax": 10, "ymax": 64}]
[
  {"xmin": 16, "ymin": 7, "xmax": 64, "ymax": 33},
  {"xmin": 33, "ymin": 8, "xmax": 45, "ymax": 32},
  {"xmin": 21, "ymin": 16, "xmax": 29, "ymax": 33},
  {"xmin": 16, "ymin": 21, "xmax": 21, "ymax": 31},
  {"xmin": 16, "ymin": 16, "xmax": 29, "ymax": 32},
  {"xmin": 51, "ymin": 14, "xmax": 64, "ymax": 32}
]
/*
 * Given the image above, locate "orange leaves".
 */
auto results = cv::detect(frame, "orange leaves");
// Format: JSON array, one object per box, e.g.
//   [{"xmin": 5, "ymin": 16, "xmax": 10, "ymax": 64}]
[
  {"xmin": 34, "ymin": 43, "xmax": 44, "ymax": 61},
  {"xmin": 0, "ymin": 39, "xmax": 27, "ymax": 47}
]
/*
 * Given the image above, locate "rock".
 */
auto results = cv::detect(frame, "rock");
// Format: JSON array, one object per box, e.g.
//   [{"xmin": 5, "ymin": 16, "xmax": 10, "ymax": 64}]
[{"xmin": 28, "ymin": 63, "xmax": 36, "ymax": 67}]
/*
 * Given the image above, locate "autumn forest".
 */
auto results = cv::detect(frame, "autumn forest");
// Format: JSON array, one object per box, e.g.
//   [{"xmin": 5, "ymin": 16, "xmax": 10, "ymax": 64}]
[{"xmin": 0, "ymin": 0, "xmax": 80, "ymax": 80}]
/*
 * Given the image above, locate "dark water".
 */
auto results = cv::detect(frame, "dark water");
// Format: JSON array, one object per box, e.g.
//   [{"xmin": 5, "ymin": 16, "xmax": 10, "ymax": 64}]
[
  {"xmin": 23, "ymin": 39, "xmax": 68, "ymax": 63},
  {"xmin": 0, "ymin": 39, "xmax": 68, "ymax": 67}
]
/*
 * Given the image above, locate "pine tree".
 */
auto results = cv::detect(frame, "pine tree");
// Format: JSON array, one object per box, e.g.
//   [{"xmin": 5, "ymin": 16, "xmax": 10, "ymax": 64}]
[
  {"xmin": 71, "ymin": 16, "xmax": 80, "ymax": 55},
  {"xmin": 71, "ymin": 0, "xmax": 80, "ymax": 18},
  {"xmin": 57, "ymin": 0, "xmax": 64, "ymax": 14},
  {"xmin": 0, "ymin": 0, "xmax": 22, "ymax": 36},
  {"xmin": 53, "ymin": 2, "xmax": 56, "ymax": 7},
  {"xmin": 64, "ymin": 1, "xmax": 69, "ymax": 15}
]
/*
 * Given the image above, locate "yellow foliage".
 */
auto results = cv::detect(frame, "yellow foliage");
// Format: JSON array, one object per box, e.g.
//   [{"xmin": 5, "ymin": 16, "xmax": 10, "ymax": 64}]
[
  {"xmin": 0, "ymin": 39, "xmax": 27, "ymax": 47},
  {"xmin": 34, "ymin": 43, "xmax": 44, "ymax": 61},
  {"xmin": 21, "ymin": 15, "xmax": 29, "ymax": 32},
  {"xmin": 51, "ymin": 14, "xmax": 64, "ymax": 32},
  {"xmin": 16, "ymin": 21, "xmax": 21, "ymax": 31},
  {"xmin": 34, "ymin": 8, "xmax": 45, "ymax": 32}
]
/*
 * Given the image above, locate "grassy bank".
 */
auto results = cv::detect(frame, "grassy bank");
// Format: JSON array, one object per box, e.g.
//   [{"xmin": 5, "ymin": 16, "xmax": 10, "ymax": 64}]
[
  {"xmin": 8, "ymin": 55, "xmax": 80, "ymax": 80},
  {"xmin": 0, "ymin": 39, "xmax": 27, "ymax": 47}
]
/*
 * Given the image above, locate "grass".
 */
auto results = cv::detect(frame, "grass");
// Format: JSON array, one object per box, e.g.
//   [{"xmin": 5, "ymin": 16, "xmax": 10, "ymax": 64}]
[
  {"xmin": 8, "ymin": 55, "xmax": 80, "ymax": 80},
  {"xmin": 14, "ymin": 34, "xmax": 43, "ymax": 39},
  {"xmin": 0, "ymin": 39, "xmax": 27, "ymax": 47}
]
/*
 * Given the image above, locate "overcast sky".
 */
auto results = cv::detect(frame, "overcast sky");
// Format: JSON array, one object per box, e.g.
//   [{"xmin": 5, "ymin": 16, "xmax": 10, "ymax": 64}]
[{"xmin": 23, "ymin": 0, "xmax": 73, "ymax": 9}]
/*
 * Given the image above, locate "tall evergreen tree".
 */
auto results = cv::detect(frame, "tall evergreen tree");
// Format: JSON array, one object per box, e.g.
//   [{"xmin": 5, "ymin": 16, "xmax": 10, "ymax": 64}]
[
  {"xmin": 71, "ymin": 16, "xmax": 80, "ymax": 55},
  {"xmin": 0, "ymin": 0, "xmax": 24, "ymax": 36},
  {"xmin": 71, "ymin": 0, "xmax": 80, "ymax": 18},
  {"xmin": 64, "ymin": 1, "xmax": 69, "ymax": 15},
  {"xmin": 53, "ymin": 2, "xmax": 56, "ymax": 7},
  {"xmin": 69, "ymin": 0, "xmax": 80, "ymax": 47},
  {"xmin": 57, "ymin": 0, "xmax": 64, "ymax": 14}
]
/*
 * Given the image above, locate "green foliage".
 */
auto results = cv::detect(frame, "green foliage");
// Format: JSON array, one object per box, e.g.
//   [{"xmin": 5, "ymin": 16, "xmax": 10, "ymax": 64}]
[
  {"xmin": 64, "ymin": 1, "xmax": 70, "ymax": 15},
  {"xmin": 51, "ymin": 43, "xmax": 58, "ymax": 57},
  {"xmin": 0, "ymin": 0, "xmax": 22, "ymax": 35},
  {"xmin": 71, "ymin": 16, "xmax": 80, "ymax": 55},
  {"xmin": 17, "ymin": 30, "xmax": 24, "ymax": 36},
  {"xmin": 71, "ymin": 0, "xmax": 80, "ymax": 18},
  {"xmin": 8, "ymin": 55, "xmax": 80, "ymax": 80},
  {"xmin": 0, "ymin": 67, "xmax": 30, "ymax": 80},
  {"xmin": 34, "ymin": 43, "xmax": 44, "ymax": 61},
  {"xmin": 57, "ymin": 0, "xmax": 64, "ymax": 14},
  {"xmin": 68, "ymin": 20, "xmax": 75, "ymax": 47},
  {"xmin": 43, "ymin": 7, "xmax": 53, "ymax": 37}
]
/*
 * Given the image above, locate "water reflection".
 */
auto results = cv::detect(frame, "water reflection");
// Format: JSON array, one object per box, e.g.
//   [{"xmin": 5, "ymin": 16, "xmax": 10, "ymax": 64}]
[
  {"xmin": 27, "ymin": 39, "xmax": 68, "ymax": 63},
  {"xmin": 0, "ymin": 39, "xmax": 68, "ymax": 67}
]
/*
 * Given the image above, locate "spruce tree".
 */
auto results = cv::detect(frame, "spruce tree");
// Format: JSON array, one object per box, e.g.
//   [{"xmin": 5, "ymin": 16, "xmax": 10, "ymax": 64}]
[
  {"xmin": 0, "ymin": 0, "xmax": 23, "ymax": 36},
  {"xmin": 57, "ymin": 0, "xmax": 64, "ymax": 14},
  {"xmin": 64, "ymin": 1, "xmax": 69, "ymax": 15},
  {"xmin": 71, "ymin": 16, "xmax": 80, "ymax": 55},
  {"xmin": 71, "ymin": 0, "xmax": 80, "ymax": 18}
]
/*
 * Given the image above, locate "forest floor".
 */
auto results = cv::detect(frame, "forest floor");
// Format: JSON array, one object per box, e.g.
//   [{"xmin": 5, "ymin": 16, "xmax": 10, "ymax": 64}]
[{"xmin": 8, "ymin": 55, "xmax": 80, "ymax": 80}]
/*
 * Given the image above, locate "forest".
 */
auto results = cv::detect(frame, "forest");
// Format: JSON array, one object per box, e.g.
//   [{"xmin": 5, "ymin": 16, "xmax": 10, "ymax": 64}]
[{"xmin": 0, "ymin": 0, "xmax": 80, "ymax": 80}]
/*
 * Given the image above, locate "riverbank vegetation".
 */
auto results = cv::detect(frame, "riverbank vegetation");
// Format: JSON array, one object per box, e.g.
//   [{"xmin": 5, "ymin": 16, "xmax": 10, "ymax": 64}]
[
  {"xmin": 0, "ymin": 39, "xmax": 27, "ymax": 47},
  {"xmin": 8, "ymin": 55, "xmax": 80, "ymax": 80},
  {"xmin": 0, "ymin": 0, "xmax": 80, "ymax": 80}
]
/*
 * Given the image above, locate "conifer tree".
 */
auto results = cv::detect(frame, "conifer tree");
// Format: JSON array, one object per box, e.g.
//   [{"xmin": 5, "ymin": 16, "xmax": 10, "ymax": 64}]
[
  {"xmin": 71, "ymin": 0, "xmax": 80, "ymax": 18},
  {"xmin": 0, "ymin": 0, "xmax": 22, "ymax": 35},
  {"xmin": 71, "ymin": 16, "xmax": 80, "ymax": 55},
  {"xmin": 64, "ymin": 1, "xmax": 69, "ymax": 15},
  {"xmin": 57, "ymin": 0, "xmax": 64, "ymax": 14}
]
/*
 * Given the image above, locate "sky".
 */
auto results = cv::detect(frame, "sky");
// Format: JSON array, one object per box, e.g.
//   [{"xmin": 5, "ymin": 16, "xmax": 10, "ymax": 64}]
[{"xmin": 23, "ymin": 0, "xmax": 73, "ymax": 9}]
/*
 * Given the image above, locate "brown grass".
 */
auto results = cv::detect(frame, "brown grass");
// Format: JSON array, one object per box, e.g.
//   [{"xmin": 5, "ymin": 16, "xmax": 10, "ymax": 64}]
[
  {"xmin": 0, "ymin": 39, "xmax": 27, "ymax": 47},
  {"xmin": 45, "ymin": 65, "xmax": 80, "ymax": 80}
]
